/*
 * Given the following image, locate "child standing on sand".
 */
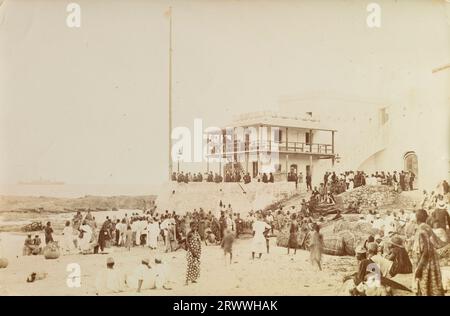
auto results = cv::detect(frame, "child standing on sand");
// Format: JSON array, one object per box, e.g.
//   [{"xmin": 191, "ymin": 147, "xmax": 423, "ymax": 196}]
[
  {"xmin": 125, "ymin": 225, "xmax": 133, "ymax": 251},
  {"xmin": 309, "ymin": 223, "xmax": 324, "ymax": 271},
  {"xmin": 221, "ymin": 229, "xmax": 235, "ymax": 265},
  {"xmin": 44, "ymin": 222, "xmax": 54, "ymax": 245}
]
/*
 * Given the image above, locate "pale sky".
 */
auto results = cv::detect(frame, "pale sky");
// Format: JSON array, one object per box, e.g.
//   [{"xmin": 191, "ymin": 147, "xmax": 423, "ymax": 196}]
[{"xmin": 0, "ymin": 0, "xmax": 449, "ymax": 189}]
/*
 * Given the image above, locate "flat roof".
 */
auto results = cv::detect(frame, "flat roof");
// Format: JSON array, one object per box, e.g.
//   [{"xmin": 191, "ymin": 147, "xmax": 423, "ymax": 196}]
[{"xmin": 225, "ymin": 112, "xmax": 337, "ymax": 132}]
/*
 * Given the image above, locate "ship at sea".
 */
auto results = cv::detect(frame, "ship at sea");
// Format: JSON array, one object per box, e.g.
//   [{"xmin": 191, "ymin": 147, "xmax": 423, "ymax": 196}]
[{"xmin": 17, "ymin": 179, "xmax": 65, "ymax": 185}]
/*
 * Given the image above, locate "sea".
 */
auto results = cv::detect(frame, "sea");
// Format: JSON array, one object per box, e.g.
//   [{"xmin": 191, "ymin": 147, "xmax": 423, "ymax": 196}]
[
  {"xmin": 0, "ymin": 183, "xmax": 159, "ymax": 198},
  {"xmin": 0, "ymin": 184, "xmax": 160, "ymax": 258}
]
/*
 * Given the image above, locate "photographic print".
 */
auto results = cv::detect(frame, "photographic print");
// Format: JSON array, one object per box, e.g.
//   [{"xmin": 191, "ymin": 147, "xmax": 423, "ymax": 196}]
[{"xmin": 0, "ymin": 0, "xmax": 449, "ymax": 300}]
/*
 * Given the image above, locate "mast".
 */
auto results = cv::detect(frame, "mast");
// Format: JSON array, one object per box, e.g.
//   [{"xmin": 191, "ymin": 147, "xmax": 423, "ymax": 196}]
[{"xmin": 168, "ymin": 6, "xmax": 173, "ymax": 180}]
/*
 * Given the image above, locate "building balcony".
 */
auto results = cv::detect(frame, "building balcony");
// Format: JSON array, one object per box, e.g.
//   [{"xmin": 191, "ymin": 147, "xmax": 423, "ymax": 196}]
[{"xmin": 207, "ymin": 141, "xmax": 335, "ymax": 157}]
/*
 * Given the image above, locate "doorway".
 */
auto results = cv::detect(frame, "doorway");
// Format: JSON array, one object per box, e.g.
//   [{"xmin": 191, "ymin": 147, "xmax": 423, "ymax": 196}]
[
  {"xmin": 252, "ymin": 161, "xmax": 258, "ymax": 178},
  {"xmin": 404, "ymin": 151, "xmax": 418, "ymax": 188},
  {"xmin": 290, "ymin": 164, "xmax": 298, "ymax": 174}
]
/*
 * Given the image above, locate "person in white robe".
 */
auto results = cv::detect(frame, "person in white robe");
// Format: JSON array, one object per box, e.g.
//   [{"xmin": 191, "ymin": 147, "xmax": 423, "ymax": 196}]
[
  {"xmin": 372, "ymin": 214, "xmax": 384, "ymax": 231},
  {"xmin": 138, "ymin": 219, "xmax": 147, "ymax": 246},
  {"xmin": 349, "ymin": 179, "xmax": 354, "ymax": 190},
  {"xmin": 131, "ymin": 220, "xmax": 140, "ymax": 246},
  {"xmin": 78, "ymin": 221, "xmax": 93, "ymax": 253},
  {"xmin": 154, "ymin": 256, "xmax": 171, "ymax": 290},
  {"xmin": 126, "ymin": 258, "xmax": 155, "ymax": 293},
  {"xmin": 61, "ymin": 221, "xmax": 75, "ymax": 254},
  {"xmin": 95, "ymin": 257, "xmax": 125, "ymax": 295},
  {"xmin": 383, "ymin": 213, "xmax": 396, "ymax": 236},
  {"xmin": 160, "ymin": 217, "xmax": 172, "ymax": 252},
  {"xmin": 146, "ymin": 218, "xmax": 160, "ymax": 249},
  {"xmin": 116, "ymin": 220, "xmax": 126, "ymax": 246},
  {"xmin": 251, "ymin": 214, "xmax": 271, "ymax": 259}
]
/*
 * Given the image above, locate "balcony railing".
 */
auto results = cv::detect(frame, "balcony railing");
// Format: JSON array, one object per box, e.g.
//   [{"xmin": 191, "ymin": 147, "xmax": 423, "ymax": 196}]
[{"xmin": 209, "ymin": 141, "xmax": 334, "ymax": 155}]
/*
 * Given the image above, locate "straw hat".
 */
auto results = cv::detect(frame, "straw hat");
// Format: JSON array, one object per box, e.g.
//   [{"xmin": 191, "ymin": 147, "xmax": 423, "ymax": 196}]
[
  {"xmin": 437, "ymin": 201, "xmax": 447, "ymax": 209},
  {"xmin": 367, "ymin": 242, "xmax": 378, "ymax": 253},
  {"xmin": 355, "ymin": 246, "xmax": 367, "ymax": 254},
  {"xmin": 389, "ymin": 236, "xmax": 404, "ymax": 248},
  {"xmin": 106, "ymin": 257, "xmax": 114, "ymax": 265}
]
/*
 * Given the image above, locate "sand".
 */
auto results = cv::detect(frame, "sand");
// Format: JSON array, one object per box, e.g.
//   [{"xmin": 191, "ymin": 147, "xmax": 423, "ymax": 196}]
[{"xmin": 0, "ymin": 233, "xmax": 368, "ymax": 296}]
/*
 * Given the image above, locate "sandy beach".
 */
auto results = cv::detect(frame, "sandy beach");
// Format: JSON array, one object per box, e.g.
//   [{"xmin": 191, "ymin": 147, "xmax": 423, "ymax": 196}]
[
  {"xmin": 0, "ymin": 235, "xmax": 348, "ymax": 296},
  {"xmin": 0, "ymin": 229, "xmax": 417, "ymax": 296},
  {"xmin": 0, "ymin": 189, "xmax": 435, "ymax": 296}
]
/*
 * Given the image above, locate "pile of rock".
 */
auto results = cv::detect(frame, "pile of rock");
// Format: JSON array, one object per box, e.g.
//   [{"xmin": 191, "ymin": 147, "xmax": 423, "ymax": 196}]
[
  {"xmin": 21, "ymin": 221, "xmax": 44, "ymax": 232},
  {"xmin": 339, "ymin": 185, "xmax": 398, "ymax": 209},
  {"xmin": 396, "ymin": 191, "xmax": 423, "ymax": 209}
]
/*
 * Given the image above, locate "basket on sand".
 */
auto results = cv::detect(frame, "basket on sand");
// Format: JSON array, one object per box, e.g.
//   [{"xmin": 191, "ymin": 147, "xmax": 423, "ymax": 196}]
[
  {"xmin": 43, "ymin": 242, "xmax": 60, "ymax": 260},
  {"xmin": 0, "ymin": 258, "xmax": 8, "ymax": 269}
]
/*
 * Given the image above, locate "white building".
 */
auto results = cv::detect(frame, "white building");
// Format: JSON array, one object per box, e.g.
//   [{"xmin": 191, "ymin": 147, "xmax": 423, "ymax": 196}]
[{"xmin": 206, "ymin": 111, "xmax": 338, "ymax": 184}]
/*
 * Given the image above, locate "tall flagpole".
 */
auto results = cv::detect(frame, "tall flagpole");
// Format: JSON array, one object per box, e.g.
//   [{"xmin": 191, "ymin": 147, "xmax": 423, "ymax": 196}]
[{"xmin": 168, "ymin": 6, "xmax": 173, "ymax": 180}]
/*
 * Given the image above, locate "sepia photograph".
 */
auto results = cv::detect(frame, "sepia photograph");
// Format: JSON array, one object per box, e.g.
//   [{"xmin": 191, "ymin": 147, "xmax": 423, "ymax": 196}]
[{"xmin": 0, "ymin": 0, "xmax": 449, "ymax": 300}]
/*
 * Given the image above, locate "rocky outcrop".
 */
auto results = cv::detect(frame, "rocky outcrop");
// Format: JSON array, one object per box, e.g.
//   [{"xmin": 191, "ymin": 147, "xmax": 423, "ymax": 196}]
[
  {"xmin": 0, "ymin": 195, "xmax": 155, "ymax": 213},
  {"xmin": 338, "ymin": 185, "xmax": 398, "ymax": 208}
]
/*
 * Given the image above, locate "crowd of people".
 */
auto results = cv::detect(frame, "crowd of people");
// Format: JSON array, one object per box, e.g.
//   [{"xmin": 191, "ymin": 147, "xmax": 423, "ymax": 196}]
[
  {"xmin": 171, "ymin": 169, "xmax": 419, "ymax": 200},
  {"xmin": 18, "ymin": 173, "xmax": 449, "ymax": 295},
  {"xmin": 314, "ymin": 170, "xmax": 417, "ymax": 196},
  {"xmin": 299, "ymin": 170, "xmax": 419, "ymax": 209},
  {"xmin": 172, "ymin": 170, "xmax": 270, "ymax": 184},
  {"xmin": 340, "ymin": 182, "xmax": 450, "ymax": 296},
  {"xmin": 90, "ymin": 176, "xmax": 448, "ymax": 296},
  {"xmin": 20, "ymin": 198, "xmax": 328, "ymax": 292},
  {"xmin": 343, "ymin": 203, "xmax": 449, "ymax": 296}
]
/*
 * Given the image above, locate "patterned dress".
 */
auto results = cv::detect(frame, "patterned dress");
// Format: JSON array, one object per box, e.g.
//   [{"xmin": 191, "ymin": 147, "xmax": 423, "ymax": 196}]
[
  {"xmin": 186, "ymin": 231, "xmax": 201, "ymax": 283},
  {"xmin": 413, "ymin": 223, "xmax": 444, "ymax": 296}
]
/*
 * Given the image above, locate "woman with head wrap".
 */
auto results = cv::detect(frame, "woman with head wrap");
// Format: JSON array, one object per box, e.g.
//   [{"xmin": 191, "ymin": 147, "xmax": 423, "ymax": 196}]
[
  {"xmin": 185, "ymin": 222, "xmax": 201, "ymax": 285},
  {"xmin": 412, "ymin": 209, "xmax": 444, "ymax": 296}
]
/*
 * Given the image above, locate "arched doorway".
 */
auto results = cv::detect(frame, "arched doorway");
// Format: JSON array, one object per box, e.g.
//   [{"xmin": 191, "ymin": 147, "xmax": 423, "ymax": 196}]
[{"xmin": 404, "ymin": 151, "xmax": 418, "ymax": 189}]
